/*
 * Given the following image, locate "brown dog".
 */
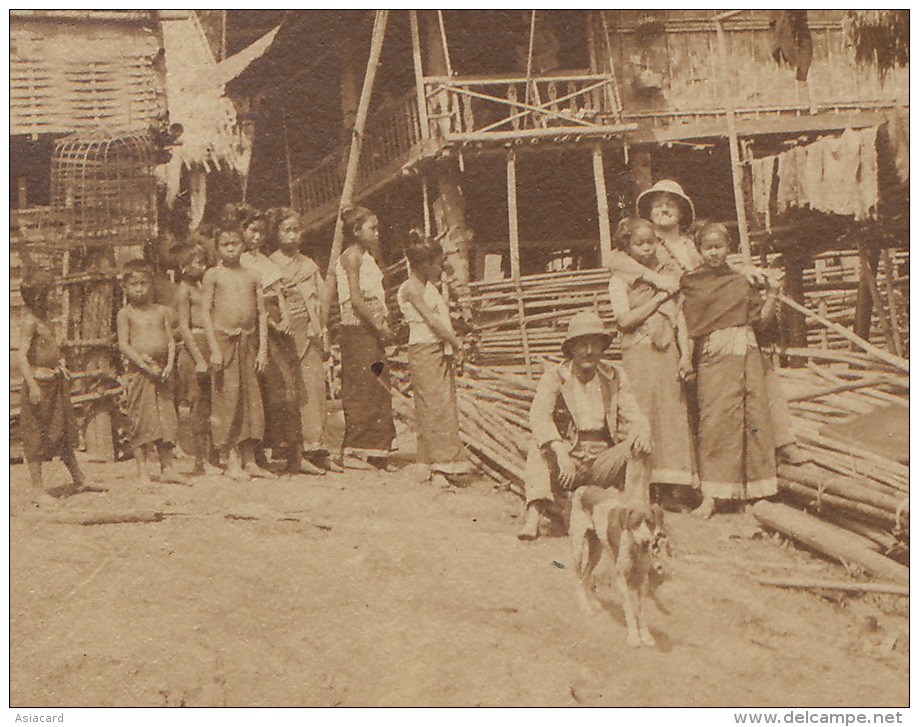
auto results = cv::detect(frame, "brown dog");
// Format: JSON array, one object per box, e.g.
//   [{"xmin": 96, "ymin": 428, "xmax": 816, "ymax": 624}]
[{"xmin": 569, "ymin": 485, "xmax": 666, "ymax": 647}]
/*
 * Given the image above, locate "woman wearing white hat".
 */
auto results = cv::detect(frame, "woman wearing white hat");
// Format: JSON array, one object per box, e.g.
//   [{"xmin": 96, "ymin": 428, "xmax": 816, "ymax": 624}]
[{"xmin": 607, "ymin": 179, "xmax": 806, "ymax": 467}]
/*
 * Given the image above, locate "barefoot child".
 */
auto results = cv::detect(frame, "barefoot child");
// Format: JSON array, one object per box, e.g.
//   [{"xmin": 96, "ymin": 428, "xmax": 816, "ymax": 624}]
[
  {"xmin": 202, "ymin": 225, "xmax": 272, "ymax": 480},
  {"xmin": 17, "ymin": 269, "xmax": 84, "ymax": 502},
  {"xmin": 268, "ymin": 207, "xmax": 340, "ymax": 472},
  {"xmin": 608, "ymin": 218, "xmax": 696, "ymax": 502},
  {"xmin": 680, "ymin": 222, "xmax": 779, "ymax": 517},
  {"xmin": 397, "ymin": 231, "xmax": 470, "ymax": 488},
  {"xmin": 175, "ymin": 245, "xmax": 216, "ymax": 475},
  {"xmin": 116, "ymin": 259, "xmax": 186, "ymax": 484}
]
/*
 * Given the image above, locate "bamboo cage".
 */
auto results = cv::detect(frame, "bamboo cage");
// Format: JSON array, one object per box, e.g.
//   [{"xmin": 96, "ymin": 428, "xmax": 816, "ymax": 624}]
[{"xmin": 43, "ymin": 132, "xmax": 158, "ymax": 251}]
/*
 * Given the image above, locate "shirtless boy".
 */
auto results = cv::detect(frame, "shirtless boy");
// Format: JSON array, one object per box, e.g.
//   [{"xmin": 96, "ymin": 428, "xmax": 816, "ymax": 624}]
[
  {"xmin": 202, "ymin": 226, "xmax": 272, "ymax": 480},
  {"xmin": 116, "ymin": 259, "xmax": 186, "ymax": 484},
  {"xmin": 175, "ymin": 245, "xmax": 216, "ymax": 475}
]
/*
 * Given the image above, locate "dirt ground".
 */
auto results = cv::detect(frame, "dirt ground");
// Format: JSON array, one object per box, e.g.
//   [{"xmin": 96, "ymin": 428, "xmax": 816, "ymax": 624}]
[{"xmin": 9, "ymin": 425, "xmax": 909, "ymax": 708}]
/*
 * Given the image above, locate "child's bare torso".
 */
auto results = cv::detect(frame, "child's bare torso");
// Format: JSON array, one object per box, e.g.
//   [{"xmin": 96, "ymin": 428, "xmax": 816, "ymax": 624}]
[
  {"xmin": 210, "ymin": 266, "xmax": 260, "ymax": 332},
  {"xmin": 181, "ymin": 282, "xmax": 207, "ymax": 330},
  {"xmin": 125, "ymin": 304, "xmax": 170, "ymax": 361}
]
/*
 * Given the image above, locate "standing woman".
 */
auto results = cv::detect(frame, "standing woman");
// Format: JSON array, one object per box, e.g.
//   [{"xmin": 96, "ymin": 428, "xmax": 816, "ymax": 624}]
[
  {"xmin": 335, "ymin": 206, "xmax": 396, "ymax": 470},
  {"xmin": 268, "ymin": 207, "xmax": 340, "ymax": 472},
  {"xmin": 236, "ymin": 204, "xmax": 320, "ymax": 476},
  {"xmin": 397, "ymin": 231, "xmax": 470, "ymax": 488}
]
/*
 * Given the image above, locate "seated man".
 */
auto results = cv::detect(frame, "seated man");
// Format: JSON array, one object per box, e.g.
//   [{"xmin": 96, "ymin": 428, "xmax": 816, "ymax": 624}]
[{"xmin": 518, "ymin": 311, "xmax": 652, "ymax": 541}]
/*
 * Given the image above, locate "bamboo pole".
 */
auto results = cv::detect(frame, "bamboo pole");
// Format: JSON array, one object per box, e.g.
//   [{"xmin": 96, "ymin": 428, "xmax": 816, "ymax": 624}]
[
  {"xmin": 757, "ymin": 577, "xmax": 908, "ymax": 596},
  {"xmin": 592, "ymin": 145, "xmax": 613, "ymax": 267},
  {"xmin": 408, "ymin": 10, "xmax": 430, "ymax": 140},
  {"xmin": 323, "ymin": 10, "xmax": 390, "ymax": 307},
  {"xmin": 713, "ymin": 13, "xmax": 752, "ymax": 263},
  {"xmin": 778, "ymin": 294, "xmax": 909, "ymax": 373},
  {"xmin": 752, "ymin": 501, "xmax": 908, "ymax": 583}
]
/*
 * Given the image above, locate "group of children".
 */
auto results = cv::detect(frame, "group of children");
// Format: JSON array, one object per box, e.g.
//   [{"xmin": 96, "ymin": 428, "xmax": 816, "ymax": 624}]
[
  {"xmin": 607, "ymin": 179, "xmax": 805, "ymax": 518},
  {"xmin": 18, "ymin": 201, "xmax": 475, "ymax": 502}
]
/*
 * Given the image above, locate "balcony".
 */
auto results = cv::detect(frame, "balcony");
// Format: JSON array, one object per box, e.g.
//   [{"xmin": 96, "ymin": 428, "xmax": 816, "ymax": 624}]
[
  {"xmin": 291, "ymin": 89, "xmax": 425, "ymax": 231},
  {"xmin": 290, "ymin": 71, "xmax": 637, "ymax": 230},
  {"xmin": 422, "ymin": 70, "xmax": 635, "ymax": 142}
]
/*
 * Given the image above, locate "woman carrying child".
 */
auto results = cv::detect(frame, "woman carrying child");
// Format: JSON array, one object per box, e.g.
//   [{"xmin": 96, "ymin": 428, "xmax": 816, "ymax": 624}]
[
  {"xmin": 397, "ymin": 231, "xmax": 470, "ymax": 488},
  {"xmin": 608, "ymin": 179, "xmax": 805, "ymax": 465},
  {"xmin": 607, "ymin": 217, "xmax": 696, "ymax": 500},
  {"xmin": 680, "ymin": 222, "xmax": 781, "ymax": 518},
  {"xmin": 268, "ymin": 207, "xmax": 340, "ymax": 472},
  {"xmin": 335, "ymin": 206, "xmax": 397, "ymax": 471},
  {"xmin": 17, "ymin": 269, "xmax": 85, "ymax": 503}
]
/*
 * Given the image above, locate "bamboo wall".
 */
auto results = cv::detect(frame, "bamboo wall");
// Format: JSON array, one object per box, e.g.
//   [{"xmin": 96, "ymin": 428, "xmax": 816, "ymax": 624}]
[
  {"xmin": 598, "ymin": 10, "xmax": 908, "ymax": 125},
  {"xmin": 10, "ymin": 14, "xmax": 167, "ymax": 137}
]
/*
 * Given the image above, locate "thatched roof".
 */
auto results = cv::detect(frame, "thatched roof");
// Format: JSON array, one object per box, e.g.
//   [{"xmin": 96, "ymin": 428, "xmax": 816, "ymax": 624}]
[
  {"xmin": 158, "ymin": 10, "xmax": 250, "ymax": 195},
  {"xmin": 844, "ymin": 10, "xmax": 909, "ymax": 75}
]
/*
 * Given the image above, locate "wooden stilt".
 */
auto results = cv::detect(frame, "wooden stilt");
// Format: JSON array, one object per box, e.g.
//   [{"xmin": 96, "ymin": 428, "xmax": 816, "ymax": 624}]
[
  {"xmin": 506, "ymin": 150, "xmax": 532, "ymax": 377},
  {"xmin": 324, "ymin": 10, "xmax": 389, "ymax": 306},
  {"xmin": 714, "ymin": 14, "xmax": 752, "ymax": 264},
  {"xmin": 592, "ymin": 145, "xmax": 613, "ymax": 267},
  {"xmin": 421, "ymin": 175, "xmax": 431, "ymax": 236},
  {"xmin": 859, "ymin": 244, "xmax": 896, "ymax": 355},
  {"xmin": 879, "ymin": 247, "xmax": 904, "ymax": 357},
  {"xmin": 507, "ymin": 152, "xmax": 521, "ymax": 280},
  {"xmin": 854, "ymin": 244, "xmax": 879, "ymax": 341}
]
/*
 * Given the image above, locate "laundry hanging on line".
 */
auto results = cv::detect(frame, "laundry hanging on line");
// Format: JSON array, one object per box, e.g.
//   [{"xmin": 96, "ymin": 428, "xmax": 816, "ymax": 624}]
[{"xmin": 752, "ymin": 127, "xmax": 880, "ymax": 223}]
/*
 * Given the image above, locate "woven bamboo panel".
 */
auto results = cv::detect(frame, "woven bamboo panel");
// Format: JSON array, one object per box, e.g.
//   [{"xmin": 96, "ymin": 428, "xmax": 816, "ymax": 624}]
[{"xmin": 10, "ymin": 16, "xmax": 166, "ymax": 137}]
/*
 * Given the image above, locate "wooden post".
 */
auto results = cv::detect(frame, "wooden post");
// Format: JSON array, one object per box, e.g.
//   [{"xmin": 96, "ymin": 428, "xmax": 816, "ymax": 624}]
[
  {"xmin": 854, "ymin": 244, "xmax": 880, "ymax": 342},
  {"xmin": 592, "ymin": 145, "xmax": 613, "ymax": 267},
  {"xmin": 783, "ymin": 252, "xmax": 808, "ymax": 349},
  {"xmin": 421, "ymin": 175, "xmax": 431, "ymax": 236},
  {"xmin": 408, "ymin": 9, "xmax": 430, "ymax": 140},
  {"xmin": 859, "ymin": 244, "xmax": 897, "ymax": 355},
  {"xmin": 714, "ymin": 14, "xmax": 752, "ymax": 264},
  {"xmin": 507, "ymin": 151, "xmax": 521, "ymax": 279},
  {"xmin": 879, "ymin": 248, "xmax": 904, "ymax": 357},
  {"xmin": 324, "ymin": 9, "xmax": 389, "ymax": 306}
]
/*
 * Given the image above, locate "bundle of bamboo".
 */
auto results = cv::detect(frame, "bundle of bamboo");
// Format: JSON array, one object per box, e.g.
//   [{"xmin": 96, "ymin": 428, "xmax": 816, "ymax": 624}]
[{"xmin": 388, "ymin": 311, "xmax": 909, "ymax": 581}]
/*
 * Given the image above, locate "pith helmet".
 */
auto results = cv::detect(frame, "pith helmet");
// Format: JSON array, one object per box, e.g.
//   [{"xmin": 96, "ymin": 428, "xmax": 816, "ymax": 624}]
[
  {"xmin": 636, "ymin": 179, "xmax": 696, "ymax": 227},
  {"xmin": 561, "ymin": 311, "xmax": 612, "ymax": 357}
]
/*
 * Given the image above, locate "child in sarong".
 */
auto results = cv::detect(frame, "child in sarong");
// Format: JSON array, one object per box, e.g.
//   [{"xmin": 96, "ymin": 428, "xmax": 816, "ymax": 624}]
[
  {"xmin": 680, "ymin": 222, "xmax": 780, "ymax": 518},
  {"xmin": 17, "ymin": 269, "xmax": 84, "ymax": 503},
  {"xmin": 268, "ymin": 207, "xmax": 340, "ymax": 472},
  {"xmin": 202, "ymin": 225, "xmax": 272, "ymax": 481},
  {"xmin": 175, "ymin": 245, "xmax": 216, "ymax": 475},
  {"xmin": 116, "ymin": 259, "xmax": 186, "ymax": 484},
  {"xmin": 608, "ymin": 218, "xmax": 696, "ymax": 504},
  {"xmin": 236, "ymin": 205, "xmax": 322, "ymax": 476},
  {"xmin": 397, "ymin": 230, "xmax": 470, "ymax": 488},
  {"xmin": 335, "ymin": 206, "xmax": 397, "ymax": 471}
]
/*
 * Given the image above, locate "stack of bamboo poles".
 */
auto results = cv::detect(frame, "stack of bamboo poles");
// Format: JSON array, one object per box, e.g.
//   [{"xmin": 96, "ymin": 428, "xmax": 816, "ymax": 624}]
[{"xmin": 388, "ymin": 299, "xmax": 908, "ymax": 580}]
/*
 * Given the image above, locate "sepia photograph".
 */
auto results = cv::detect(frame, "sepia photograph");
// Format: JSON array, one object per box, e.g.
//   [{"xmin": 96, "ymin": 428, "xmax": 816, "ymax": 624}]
[{"xmin": 8, "ymin": 9, "xmax": 909, "ymax": 710}]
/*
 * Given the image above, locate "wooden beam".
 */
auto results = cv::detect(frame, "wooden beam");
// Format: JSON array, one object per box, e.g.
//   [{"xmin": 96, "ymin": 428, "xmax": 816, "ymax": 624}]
[
  {"xmin": 324, "ymin": 9, "xmax": 389, "ymax": 305},
  {"xmin": 506, "ymin": 151, "xmax": 521, "ymax": 279},
  {"xmin": 879, "ymin": 248, "xmax": 904, "ymax": 357},
  {"xmin": 446, "ymin": 123, "xmax": 636, "ymax": 143},
  {"xmin": 592, "ymin": 145, "xmax": 613, "ymax": 267}
]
